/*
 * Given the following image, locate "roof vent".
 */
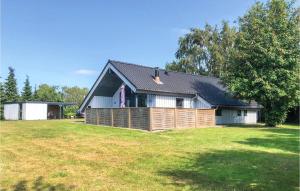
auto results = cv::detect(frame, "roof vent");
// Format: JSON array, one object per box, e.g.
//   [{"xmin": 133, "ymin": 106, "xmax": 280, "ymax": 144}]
[{"xmin": 153, "ymin": 67, "xmax": 163, "ymax": 84}]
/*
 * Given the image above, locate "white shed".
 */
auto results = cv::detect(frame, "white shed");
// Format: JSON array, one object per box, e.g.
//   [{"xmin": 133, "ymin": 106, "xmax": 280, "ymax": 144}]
[{"xmin": 3, "ymin": 102, "xmax": 75, "ymax": 120}]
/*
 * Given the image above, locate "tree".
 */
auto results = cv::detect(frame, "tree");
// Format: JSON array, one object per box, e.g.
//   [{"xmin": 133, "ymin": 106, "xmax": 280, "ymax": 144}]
[
  {"xmin": 33, "ymin": 85, "xmax": 38, "ymax": 101},
  {"xmin": 219, "ymin": 21, "xmax": 236, "ymax": 78},
  {"xmin": 35, "ymin": 84, "xmax": 63, "ymax": 102},
  {"xmin": 62, "ymin": 86, "xmax": 88, "ymax": 117},
  {"xmin": 166, "ymin": 22, "xmax": 236, "ymax": 77},
  {"xmin": 224, "ymin": 0, "xmax": 300, "ymax": 126},
  {"xmin": 21, "ymin": 75, "xmax": 32, "ymax": 101},
  {"xmin": 5, "ymin": 67, "xmax": 18, "ymax": 102},
  {"xmin": 0, "ymin": 79, "xmax": 5, "ymax": 119}
]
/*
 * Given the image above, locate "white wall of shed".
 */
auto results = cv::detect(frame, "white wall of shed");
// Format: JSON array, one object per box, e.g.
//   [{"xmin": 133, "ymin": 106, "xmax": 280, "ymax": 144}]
[
  {"xmin": 216, "ymin": 109, "xmax": 257, "ymax": 124},
  {"xmin": 4, "ymin": 104, "xmax": 19, "ymax": 120},
  {"xmin": 22, "ymin": 103, "xmax": 47, "ymax": 120},
  {"xmin": 88, "ymin": 96, "xmax": 113, "ymax": 108}
]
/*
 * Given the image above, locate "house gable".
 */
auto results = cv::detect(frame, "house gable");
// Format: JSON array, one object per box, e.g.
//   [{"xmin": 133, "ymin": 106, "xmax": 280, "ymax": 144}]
[{"xmin": 79, "ymin": 62, "xmax": 137, "ymax": 112}]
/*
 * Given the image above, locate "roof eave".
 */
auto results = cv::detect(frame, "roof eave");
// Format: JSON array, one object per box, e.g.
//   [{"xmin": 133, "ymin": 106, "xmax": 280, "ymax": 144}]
[{"xmin": 212, "ymin": 104, "xmax": 263, "ymax": 109}]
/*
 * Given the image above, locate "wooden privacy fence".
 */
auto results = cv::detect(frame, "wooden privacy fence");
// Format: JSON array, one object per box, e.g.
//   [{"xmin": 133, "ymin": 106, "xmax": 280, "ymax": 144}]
[{"xmin": 85, "ymin": 108, "xmax": 215, "ymax": 131}]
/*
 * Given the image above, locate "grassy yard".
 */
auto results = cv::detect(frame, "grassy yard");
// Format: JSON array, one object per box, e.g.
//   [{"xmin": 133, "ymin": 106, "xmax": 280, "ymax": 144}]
[{"xmin": 0, "ymin": 120, "xmax": 299, "ymax": 191}]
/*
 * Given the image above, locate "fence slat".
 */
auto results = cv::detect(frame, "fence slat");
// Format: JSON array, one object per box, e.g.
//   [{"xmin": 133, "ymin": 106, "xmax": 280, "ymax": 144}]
[{"xmin": 85, "ymin": 108, "xmax": 215, "ymax": 130}]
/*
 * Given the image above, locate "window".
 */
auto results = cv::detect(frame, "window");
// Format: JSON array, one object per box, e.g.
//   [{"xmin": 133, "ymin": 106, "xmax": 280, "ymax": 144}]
[
  {"xmin": 138, "ymin": 94, "xmax": 147, "ymax": 107},
  {"xmin": 237, "ymin": 110, "xmax": 242, "ymax": 116},
  {"xmin": 216, "ymin": 109, "xmax": 222, "ymax": 116},
  {"xmin": 244, "ymin": 110, "xmax": 247, "ymax": 116},
  {"xmin": 176, "ymin": 98, "xmax": 184, "ymax": 108}
]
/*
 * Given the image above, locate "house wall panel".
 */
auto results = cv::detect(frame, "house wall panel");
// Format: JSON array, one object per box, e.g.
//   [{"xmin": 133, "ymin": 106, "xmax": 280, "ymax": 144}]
[
  {"xmin": 87, "ymin": 93, "xmax": 210, "ymax": 109},
  {"xmin": 89, "ymin": 96, "xmax": 113, "ymax": 108},
  {"xmin": 245, "ymin": 110, "xmax": 257, "ymax": 124},
  {"xmin": 192, "ymin": 97, "xmax": 211, "ymax": 109},
  {"xmin": 112, "ymin": 87, "xmax": 121, "ymax": 108},
  {"xmin": 154, "ymin": 95, "xmax": 192, "ymax": 108},
  {"xmin": 147, "ymin": 94, "xmax": 156, "ymax": 107},
  {"xmin": 216, "ymin": 109, "xmax": 257, "ymax": 124}
]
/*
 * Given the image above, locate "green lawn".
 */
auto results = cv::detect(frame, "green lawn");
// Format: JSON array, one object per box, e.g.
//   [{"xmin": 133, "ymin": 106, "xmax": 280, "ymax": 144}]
[{"xmin": 0, "ymin": 120, "xmax": 299, "ymax": 191}]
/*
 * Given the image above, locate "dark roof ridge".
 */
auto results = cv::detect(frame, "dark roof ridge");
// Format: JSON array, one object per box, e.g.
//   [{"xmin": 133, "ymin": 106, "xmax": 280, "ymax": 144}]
[
  {"xmin": 108, "ymin": 59, "xmax": 155, "ymax": 70},
  {"xmin": 108, "ymin": 59, "xmax": 219, "ymax": 80}
]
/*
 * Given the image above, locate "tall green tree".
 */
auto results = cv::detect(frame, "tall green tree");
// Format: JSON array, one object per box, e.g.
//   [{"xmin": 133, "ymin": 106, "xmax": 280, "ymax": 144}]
[
  {"xmin": 35, "ymin": 84, "xmax": 62, "ymax": 102},
  {"xmin": 166, "ymin": 22, "xmax": 236, "ymax": 77},
  {"xmin": 219, "ymin": 21, "xmax": 236, "ymax": 78},
  {"xmin": 62, "ymin": 86, "xmax": 88, "ymax": 117},
  {"xmin": 224, "ymin": 0, "xmax": 300, "ymax": 126},
  {"xmin": 5, "ymin": 67, "xmax": 18, "ymax": 102},
  {"xmin": 21, "ymin": 75, "xmax": 32, "ymax": 101},
  {"xmin": 32, "ymin": 85, "xmax": 38, "ymax": 101},
  {"xmin": 0, "ymin": 79, "xmax": 5, "ymax": 119}
]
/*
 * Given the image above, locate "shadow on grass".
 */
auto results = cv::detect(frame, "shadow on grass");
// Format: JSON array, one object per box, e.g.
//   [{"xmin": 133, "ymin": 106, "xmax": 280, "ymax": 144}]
[
  {"xmin": 260, "ymin": 127, "xmax": 299, "ymax": 136},
  {"xmin": 236, "ymin": 128, "xmax": 299, "ymax": 154},
  {"xmin": 2, "ymin": 176, "xmax": 75, "ymax": 191},
  {"xmin": 159, "ymin": 127, "xmax": 299, "ymax": 191},
  {"xmin": 159, "ymin": 150, "xmax": 299, "ymax": 191}
]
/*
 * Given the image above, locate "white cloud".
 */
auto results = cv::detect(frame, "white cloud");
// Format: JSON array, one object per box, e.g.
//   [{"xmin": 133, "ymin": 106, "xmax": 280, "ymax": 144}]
[
  {"xmin": 171, "ymin": 28, "xmax": 190, "ymax": 36},
  {"xmin": 74, "ymin": 69, "xmax": 97, "ymax": 75}
]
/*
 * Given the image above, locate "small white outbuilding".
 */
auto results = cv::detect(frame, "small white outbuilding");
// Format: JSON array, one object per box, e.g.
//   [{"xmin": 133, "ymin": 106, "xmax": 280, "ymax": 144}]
[{"xmin": 3, "ymin": 102, "xmax": 75, "ymax": 120}]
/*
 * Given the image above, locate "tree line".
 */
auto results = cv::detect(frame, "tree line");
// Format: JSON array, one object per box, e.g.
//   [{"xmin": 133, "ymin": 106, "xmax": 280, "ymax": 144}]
[
  {"xmin": 166, "ymin": 0, "xmax": 299, "ymax": 126},
  {"xmin": 0, "ymin": 67, "xmax": 88, "ymax": 119}
]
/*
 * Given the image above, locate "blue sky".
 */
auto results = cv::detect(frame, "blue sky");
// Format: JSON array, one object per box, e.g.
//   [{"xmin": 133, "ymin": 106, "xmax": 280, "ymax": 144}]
[{"xmin": 1, "ymin": 0, "xmax": 270, "ymax": 90}]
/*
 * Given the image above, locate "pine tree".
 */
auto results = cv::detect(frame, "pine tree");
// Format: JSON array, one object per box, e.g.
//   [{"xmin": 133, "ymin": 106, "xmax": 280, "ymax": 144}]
[
  {"xmin": 21, "ymin": 75, "xmax": 32, "ymax": 101},
  {"xmin": 0, "ymin": 80, "xmax": 5, "ymax": 119},
  {"xmin": 5, "ymin": 67, "xmax": 18, "ymax": 102},
  {"xmin": 33, "ymin": 85, "xmax": 38, "ymax": 101}
]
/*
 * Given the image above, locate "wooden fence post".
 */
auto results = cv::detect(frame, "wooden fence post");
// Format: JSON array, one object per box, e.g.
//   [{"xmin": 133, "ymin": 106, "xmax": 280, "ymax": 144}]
[
  {"xmin": 128, "ymin": 108, "xmax": 131, "ymax": 128},
  {"xmin": 96, "ymin": 109, "xmax": 99, "ymax": 125},
  {"xmin": 174, "ymin": 108, "xmax": 177, "ymax": 129},
  {"xmin": 149, "ymin": 108, "xmax": 152, "ymax": 131},
  {"xmin": 85, "ymin": 109, "xmax": 87, "ymax": 124},
  {"xmin": 111, "ymin": 108, "xmax": 114, "ymax": 126},
  {"xmin": 195, "ymin": 109, "xmax": 197, "ymax": 128}
]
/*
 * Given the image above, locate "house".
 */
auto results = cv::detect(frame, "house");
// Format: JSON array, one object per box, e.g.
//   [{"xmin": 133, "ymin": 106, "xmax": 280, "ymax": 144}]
[
  {"xmin": 79, "ymin": 60, "xmax": 261, "ymax": 127},
  {"xmin": 3, "ymin": 101, "xmax": 75, "ymax": 120}
]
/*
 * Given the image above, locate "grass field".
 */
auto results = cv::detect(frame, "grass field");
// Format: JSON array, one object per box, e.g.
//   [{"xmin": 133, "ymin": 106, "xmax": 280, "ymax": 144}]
[{"xmin": 0, "ymin": 120, "xmax": 299, "ymax": 191}]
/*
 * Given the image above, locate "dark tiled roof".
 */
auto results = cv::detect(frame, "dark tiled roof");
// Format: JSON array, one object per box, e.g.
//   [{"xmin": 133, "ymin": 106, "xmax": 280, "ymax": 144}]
[{"xmin": 109, "ymin": 60, "xmax": 254, "ymax": 107}]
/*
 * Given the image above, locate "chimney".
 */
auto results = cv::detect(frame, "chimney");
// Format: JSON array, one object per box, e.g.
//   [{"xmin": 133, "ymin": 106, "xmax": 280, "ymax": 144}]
[{"xmin": 153, "ymin": 67, "xmax": 163, "ymax": 84}]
